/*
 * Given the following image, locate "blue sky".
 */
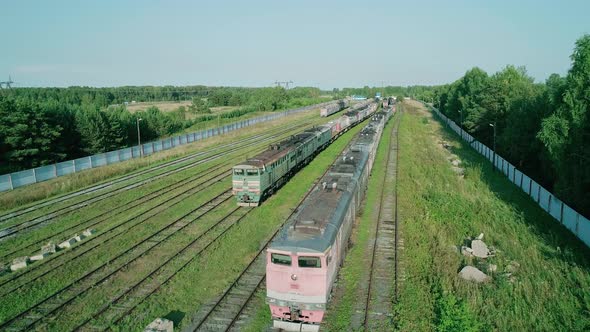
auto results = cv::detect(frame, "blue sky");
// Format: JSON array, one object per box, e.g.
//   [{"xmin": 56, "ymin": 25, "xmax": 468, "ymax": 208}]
[{"xmin": 1, "ymin": 0, "xmax": 588, "ymax": 89}]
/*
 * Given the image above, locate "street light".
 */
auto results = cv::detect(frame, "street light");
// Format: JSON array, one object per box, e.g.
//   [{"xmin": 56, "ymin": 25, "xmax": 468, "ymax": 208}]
[
  {"xmin": 137, "ymin": 118, "xmax": 143, "ymax": 157},
  {"xmin": 489, "ymin": 123, "xmax": 496, "ymax": 171},
  {"xmin": 460, "ymin": 109, "xmax": 463, "ymax": 139}
]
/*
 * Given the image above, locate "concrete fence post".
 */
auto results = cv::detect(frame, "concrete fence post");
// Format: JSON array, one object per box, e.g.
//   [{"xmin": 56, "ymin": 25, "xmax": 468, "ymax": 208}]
[
  {"xmin": 89, "ymin": 156, "xmax": 93, "ymax": 168},
  {"xmin": 8, "ymin": 173, "xmax": 14, "ymax": 190},
  {"xmin": 73, "ymin": 159, "xmax": 76, "ymax": 172},
  {"xmin": 32, "ymin": 168, "xmax": 38, "ymax": 183},
  {"xmin": 560, "ymin": 202, "xmax": 564, "ymax": 224},
  {"xmin": 54, "ymin": 164, "xmax": 58, "ymax": 177}
]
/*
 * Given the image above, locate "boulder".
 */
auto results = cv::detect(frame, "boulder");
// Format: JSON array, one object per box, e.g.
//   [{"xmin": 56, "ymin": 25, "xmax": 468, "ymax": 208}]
[
  {"xmin": 476, "ymin": 233, "xmax": 484, "ymax": 240},
  {"xmin": 42, "ymin": 243, "xmax": 56, "ymax": 255},
  {"xmin": 74, "ymin": 233, "xmax": 86, "ymax": 242},
  {"xmin": 471, "ymin": 239, "xmax": 489, "ymax": 258},
  {"xmin": 461, "ymin": 246, "xmax": 473, "ymax": 257},
  {"xmin": 58, "ymin": 238, "xmax": 77, "ymax": 250},
  {"xmin": 459, "ymin": 266, "xmax": 490, "ymax": 283},
  {"xmin": 82, "ymin": 229, "xmax": 96, "ymax": 237},
  {"xmin": 451, "ymin": 159, "xmax": 461, "ymax": 166},
  {"xmin": 30, "ymin": 253, "xmax": 47, "ymax": 261},
  {"xmin": 11, "ymin": 256, "xmax": 28, "ymax": 271},
  {"xmin": 144, "ymin": 318, "xmax": 173, "ymax": 332}
]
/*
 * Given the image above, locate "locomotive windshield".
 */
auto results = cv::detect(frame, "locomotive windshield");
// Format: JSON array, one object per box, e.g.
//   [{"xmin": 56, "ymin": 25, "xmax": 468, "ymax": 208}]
[
  {"xmin": 298, "ymin": 256, "xmax": 321, "ymax": 268},
  {"xmin": 271, "ymin": 253, "xmax": 291, "ymax": 266},
  {"xmin": 233, "ymin": 169, "xmax": 244, "ymax": 176},
  {"xmin": 246, "ymin": 169, "xmax": 259, "ymax": 176}
]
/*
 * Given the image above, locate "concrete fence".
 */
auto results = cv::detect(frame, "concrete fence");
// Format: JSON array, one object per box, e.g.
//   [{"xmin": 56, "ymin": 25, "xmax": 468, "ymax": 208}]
[
  {"xmin": 429, "ymin": 105, "xmax": 590, "ymax": 247},
  {"xmin": 0, "ymin": 101, "xmax": 336, "ymax": 192}
]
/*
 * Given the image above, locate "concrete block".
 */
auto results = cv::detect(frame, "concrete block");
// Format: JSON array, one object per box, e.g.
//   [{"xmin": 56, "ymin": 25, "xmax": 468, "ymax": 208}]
[
  {"xmin": 58, "ymin": 238, "xmax": 77, "ymax": 249},
  {"xmin": 42, "ymin": 243, "xmax": 56, "ymax": 255},
  {"xmin": 10, "ymin": 257, "xmax": 28, "ymax": 271},
  {"xmin": 82, "ymin": 229, "xmax": 96, "ymax": 237},
  {"xmin": 144, "ymin": 318, "xmax": 173, "ymax": 332},
  {"xmin": 30, "ymin": 253, "xmax": 48, "ymax": 261},
  {"xmin": 74, "ymin": 233, "xmax": 86, "ymax": 242}
]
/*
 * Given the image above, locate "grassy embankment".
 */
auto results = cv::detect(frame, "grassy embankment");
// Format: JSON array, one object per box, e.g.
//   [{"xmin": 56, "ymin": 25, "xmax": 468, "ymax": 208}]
[
  {"xmin": 112, "ymin": 116, "xmax": 368, "ymax": 331},
  {"xmin": 0, "ymin": 108, "xmax": 325, "ymax": 212},
  {"xmin": 394, "ymin": 101, "xmax": 590, "ymax": 331}
]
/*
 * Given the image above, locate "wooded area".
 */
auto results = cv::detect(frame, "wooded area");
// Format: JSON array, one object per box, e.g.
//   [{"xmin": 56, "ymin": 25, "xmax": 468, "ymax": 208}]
[
  {"xmin": 415, "ymin": 35, "xmax": 590, "ymax": 218},
  {"xmin": 0, "ymin": 86, "xmax": 323, "ymax": 173}
]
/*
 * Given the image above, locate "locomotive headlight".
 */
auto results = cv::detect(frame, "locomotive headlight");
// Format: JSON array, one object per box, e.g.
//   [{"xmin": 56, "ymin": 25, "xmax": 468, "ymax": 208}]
[{"xmin": 291, "ymin": 274, "xmax": 297, "ymax": 281}]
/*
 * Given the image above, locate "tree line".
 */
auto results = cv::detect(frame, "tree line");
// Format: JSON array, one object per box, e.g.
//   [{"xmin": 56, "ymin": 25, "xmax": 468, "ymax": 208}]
[
  {"xmin": 416, "ymin": 35, "xmax": 590, "ymax": 218},
  {"xmin": 0, "ymin": 86, "xmax": 324, "ymax": 174}
]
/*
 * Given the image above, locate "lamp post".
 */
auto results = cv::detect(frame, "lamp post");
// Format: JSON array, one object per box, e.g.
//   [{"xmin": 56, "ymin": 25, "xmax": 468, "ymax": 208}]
[
  {"xmin": 489, "ymin": 123, "xmax": 496, "ymax": 170},
  {"xmin": 137, "ymin": 118, "xmax": 143, "ymax": 157},
  {"xmin": 460, "ymin": 109, "xmax": 463, "ymax": 139}
]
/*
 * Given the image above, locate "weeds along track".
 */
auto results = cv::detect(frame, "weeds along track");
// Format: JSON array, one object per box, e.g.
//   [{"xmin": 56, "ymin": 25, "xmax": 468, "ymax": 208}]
[
  {"xmin": 0, "ymin": 121, "xmax": 313, "ymax": 263},
  {"xmin": 0, "ymin": 121, "xmax": 311, "ymax": 238},
  {"xmin": 0, "ymin": 190, "xmax": 239, "ymax": 331},
  {"xmin": 0, "ymin": 169, "xmax": 231, "ymax": 295},
  {"xmin": 72, "ymin": 207, "xmax": 254, "ymax": 331},
  {"xmin": 359, "ymin": 112, "xmax": 401, "ymax": 330},
  {"xmin": 0, "ymin": 164, "xmax": 227, "ymax": 263}
]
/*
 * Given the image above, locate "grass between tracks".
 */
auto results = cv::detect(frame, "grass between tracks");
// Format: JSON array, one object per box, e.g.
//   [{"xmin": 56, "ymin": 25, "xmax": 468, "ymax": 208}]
[
  {"xmin": 320, "ymin": 111, "xmax": 397, "ymax": 331},
  {"xmin": 0, "ymin": 109, "xmax": 322, "ymax": 212},
  {"xmin": 111, "ymin": 118, "xmax": 367, "ymax": 331},
  {"xmin": 394, "ymin": 101, "xmax": 590, "ymax": 331}
]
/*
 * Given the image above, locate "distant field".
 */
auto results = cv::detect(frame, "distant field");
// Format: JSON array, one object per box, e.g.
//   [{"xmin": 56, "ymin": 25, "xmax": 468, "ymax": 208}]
[{"xmin": 125, "ymin": 100, "xmax": 238, "ymax": 114}]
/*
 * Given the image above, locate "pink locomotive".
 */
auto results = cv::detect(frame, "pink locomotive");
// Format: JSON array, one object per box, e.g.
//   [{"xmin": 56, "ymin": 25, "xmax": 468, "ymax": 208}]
[{"xmin": 266, "ymin": 110, "xmax": 390, "ymax": 331}]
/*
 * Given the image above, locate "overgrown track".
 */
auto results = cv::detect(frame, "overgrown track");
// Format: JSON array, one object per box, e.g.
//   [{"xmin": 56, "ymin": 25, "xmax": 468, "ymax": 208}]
[
  {"xmin": 73, "ymin": 207, "xmax": 254, "ymax": 332},
  {"xmin": 360, "ymin": 111, "xmax": 401, "ymax": 330},
  {"xmin": 0, "ymin": 189, "xmax": 235, "ymax": 331},
  {"xmin": 0, "ymin": 121, "xmax": 311, "ymax": 240},
  {"xmin": 0, "ymin": 169, "xmax": 231, "ymax": 297}
]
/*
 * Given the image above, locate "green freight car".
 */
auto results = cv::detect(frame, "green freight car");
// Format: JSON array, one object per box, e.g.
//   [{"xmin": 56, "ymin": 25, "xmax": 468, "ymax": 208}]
[{"xmin": 232, "ymin": 126, "xmax": 332, "ymax": 206}]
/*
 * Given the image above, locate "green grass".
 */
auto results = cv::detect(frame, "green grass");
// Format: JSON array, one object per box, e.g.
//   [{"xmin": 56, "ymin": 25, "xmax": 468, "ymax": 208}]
[
  {"xmin": 111, "ymin": 118, "xmax": 367, "ymax": 331},
  {"xmin": 395, "ymin": 101, "xmax": 590, "ymax": 331}
]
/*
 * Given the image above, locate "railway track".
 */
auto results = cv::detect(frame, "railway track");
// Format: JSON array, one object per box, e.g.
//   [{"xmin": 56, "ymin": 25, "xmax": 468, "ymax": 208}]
[
  {"xmin": 0, "ymin": 121, "xmax": 312, "ymax": 240},
  {"xmin": 357, "ymin": 111, "xmax": 401, "ymax": 330},
  {"xmin": 182, "ymin": 127, "xmax": 358, "ymax": 332},
  {"xmin": 80, "ymin": 208, "xmax": 255, "ymax": 331},
  {"xmin": 0, "ymin": 169, "xmax": 231, "ymax": 297},
  {"xmin": 0, "ymin": 189, "xmax": 236, "ymax": 331}
]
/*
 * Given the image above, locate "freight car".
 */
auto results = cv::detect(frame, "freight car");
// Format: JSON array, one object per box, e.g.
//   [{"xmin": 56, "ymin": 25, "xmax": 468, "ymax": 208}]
[
  {"xmin": 265, "ymin": 110, "xmax": 391, "ymax": 331},
  {"xmin": 319, "ymin": 99, "xmax": 348, "ymax": 117},
  {"xmin": 232, "ymin": 103, "xmax": 377, "ymax": 206}
]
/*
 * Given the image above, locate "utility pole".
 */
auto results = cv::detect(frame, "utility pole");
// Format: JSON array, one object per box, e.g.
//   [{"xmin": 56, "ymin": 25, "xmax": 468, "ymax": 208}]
[
  {"xmin": 137, "ymin": 118, "xmax": 143, "ymax": 157},
  {"xmin": 460, "ymin": 109, "xmax": 463, "ymax": 139},
  {"xmin": 489, "ymin": 123, "xmax": 496, "ymax": 171},
  {"xmin": 0, "ymin": 75, "xmax": 15, "ymax": 89},
  {"xmin": 274, "ymin": 81, "xmax": 293, "ymax": 89}
]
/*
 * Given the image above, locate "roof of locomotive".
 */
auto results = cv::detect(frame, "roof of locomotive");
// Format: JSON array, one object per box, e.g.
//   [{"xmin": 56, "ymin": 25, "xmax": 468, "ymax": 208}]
[
  {"xmin": 235, "ymin": 125, "xmax": 330, "ymax": 168},
  {"xmin": 269, "ymin": 146, "xmax": 369, "ymax": 254}
]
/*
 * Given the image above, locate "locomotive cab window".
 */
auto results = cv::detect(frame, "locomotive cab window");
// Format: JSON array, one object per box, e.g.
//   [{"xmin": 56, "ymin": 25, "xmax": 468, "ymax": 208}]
[
  {"xmin": 234, "ymin": 169, "xmax": 245, "ymax": 176},
  {"xmin": 298, "ymin": 256, "xmax": 321, "ymax": 268},
  {"xmin": 246, "ymin": 169, "xmax": 259, "ymax": 176},
  {"xmin": 271, "ymin": 253, "xmax": 291, "ymax": 266}
]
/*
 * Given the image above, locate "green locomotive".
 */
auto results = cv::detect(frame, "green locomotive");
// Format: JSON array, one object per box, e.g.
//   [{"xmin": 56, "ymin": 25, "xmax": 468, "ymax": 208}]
[{"xmin": 232, "ymin": 126, "xmax": 332, "ymax": 206}]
